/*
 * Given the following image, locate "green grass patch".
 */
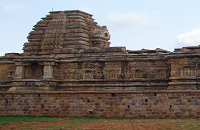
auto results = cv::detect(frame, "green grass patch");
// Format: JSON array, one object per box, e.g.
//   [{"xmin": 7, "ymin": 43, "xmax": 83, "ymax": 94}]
[
  {"xmin": 0, "ymin": 116, "xmax": 64, "ymax": 123},
  {"xmin": 0, "ymin": 121, "xmax": 9, "ymax": 125},
  {"xmin": 62, "ymin": 117, "xmax": 131, "ymax": 123},
  {"xmin": 0, "ymin": 116, "xmax": 200, "ymax": 130}
]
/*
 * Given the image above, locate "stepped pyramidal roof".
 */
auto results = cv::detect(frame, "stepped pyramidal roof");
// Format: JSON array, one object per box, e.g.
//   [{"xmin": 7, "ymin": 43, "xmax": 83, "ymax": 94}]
[{"xmin": 23, "ymin": 10, "xmax": 111, "ymax": 56}]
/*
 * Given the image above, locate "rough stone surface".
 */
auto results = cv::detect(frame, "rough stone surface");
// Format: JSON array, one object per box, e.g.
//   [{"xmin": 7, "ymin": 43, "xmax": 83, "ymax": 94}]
[
  {"xmin": 0, "ymin": 90, "xmax": 200, "ymax": 118},
  {"xmin": 1, "ymin": 10, "xmax": 200, "ymax": 91},
  {"xmin": 1, "ymin": 10, "xmax": 200, "ymax": 117}
]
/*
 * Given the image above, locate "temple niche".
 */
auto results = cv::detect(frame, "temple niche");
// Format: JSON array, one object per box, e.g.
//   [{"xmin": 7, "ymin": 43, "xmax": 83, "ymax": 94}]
[
  {"xmin": 24, "ymin": 63, "xmax": 44, "ymax": 79},
  {"xmin": 1, "ymin": 10, "xmax": 200, "ymax": 91}
]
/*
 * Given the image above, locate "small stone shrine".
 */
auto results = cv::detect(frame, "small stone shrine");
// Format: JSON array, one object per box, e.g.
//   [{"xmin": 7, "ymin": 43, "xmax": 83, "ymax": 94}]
[{"xmin": 1, "ymin": 10, "xmax": 200, "ymax": 91}]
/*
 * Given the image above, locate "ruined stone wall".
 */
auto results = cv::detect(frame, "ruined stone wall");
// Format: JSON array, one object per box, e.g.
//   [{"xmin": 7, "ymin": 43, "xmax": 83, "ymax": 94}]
[
  {"xmin": 1, "ymin": 90, "xmax": 200, "ymax": 118},
  {"xmin": 0, "ymin": 63, "xmax": 15, "ymax": 80},
  {"xmin": 0, "ymin": 53, "xmax": 20, "ymax": 91}
]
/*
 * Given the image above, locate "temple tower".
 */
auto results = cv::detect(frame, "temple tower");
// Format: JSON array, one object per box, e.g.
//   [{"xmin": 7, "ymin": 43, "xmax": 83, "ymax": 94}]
[{"xmin": 23, "ymin": 10, "xmax": 110, "ymax": 56}]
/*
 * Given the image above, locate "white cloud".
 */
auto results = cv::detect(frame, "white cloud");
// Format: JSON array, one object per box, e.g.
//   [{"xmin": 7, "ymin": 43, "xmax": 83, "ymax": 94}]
[
  {"xmin": 3, "ymin": 3, "xmax": 29, "ymax": 13},
  {"xmin": 176, "ymin": 29, "xmax": 200, "ymax": 46},
  {"xmin": 105, "ymin": 11, "xmax": 160, "ymax": 30},
  {"xmin": 77, "ymin": 6, "xmax": 93, "ymax": 13}
]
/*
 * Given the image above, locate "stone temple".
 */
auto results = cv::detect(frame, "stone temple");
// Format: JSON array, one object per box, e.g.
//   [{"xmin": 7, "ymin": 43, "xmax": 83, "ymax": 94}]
[{"xmin": 1, "ymin": 10, "xmax": 200, "ymax": 92}]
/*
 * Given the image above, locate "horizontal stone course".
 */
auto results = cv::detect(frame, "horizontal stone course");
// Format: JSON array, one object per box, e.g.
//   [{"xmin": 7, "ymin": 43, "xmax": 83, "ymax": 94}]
[{"xmin": 0, "ymin": 90, "xmax": 200, "ymax": 118}]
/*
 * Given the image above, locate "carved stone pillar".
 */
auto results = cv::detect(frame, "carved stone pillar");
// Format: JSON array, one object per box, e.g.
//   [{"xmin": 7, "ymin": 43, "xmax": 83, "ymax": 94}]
[{"xmin": 43, "ymin": 62, "xmax": 54, "ymax": 79}]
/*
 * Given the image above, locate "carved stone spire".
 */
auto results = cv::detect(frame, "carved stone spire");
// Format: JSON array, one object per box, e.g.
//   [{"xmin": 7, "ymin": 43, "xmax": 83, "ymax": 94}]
[{"xmin": 23, "ymin": 10, "xmax": 111, "ymax": 56}]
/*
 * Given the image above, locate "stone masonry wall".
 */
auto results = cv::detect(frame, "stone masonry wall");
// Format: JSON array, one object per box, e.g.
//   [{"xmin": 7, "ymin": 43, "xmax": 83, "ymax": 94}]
[{"xmin": 1, "ymin": 90, "xmax": 200, "ymax": 118}]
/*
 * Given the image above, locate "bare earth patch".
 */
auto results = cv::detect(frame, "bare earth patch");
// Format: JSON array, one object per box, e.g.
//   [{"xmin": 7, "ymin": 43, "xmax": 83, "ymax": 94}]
[
  {"xmin": 78, "ymin": 121, "xmax": 187, "ymax": 130},
  {"xmin": 0, "ymin": 122, "xmax": 74, "ymax": 130}
]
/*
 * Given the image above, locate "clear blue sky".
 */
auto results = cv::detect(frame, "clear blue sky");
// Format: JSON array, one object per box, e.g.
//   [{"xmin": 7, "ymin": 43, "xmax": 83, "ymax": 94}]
[{"xmin": 1, "ymin": 0, "xmax": 200, "ymax": 56}]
